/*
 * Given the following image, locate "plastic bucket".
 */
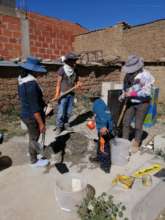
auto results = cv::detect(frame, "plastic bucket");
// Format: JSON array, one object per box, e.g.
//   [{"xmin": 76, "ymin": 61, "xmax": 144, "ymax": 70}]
[
  {"xmin": 55, "ymin": 173, "xmax": 87, "ymax": 212},
  {"xmin": 110, "ymin": 138, "xmax": 131, "ymax": 166}
]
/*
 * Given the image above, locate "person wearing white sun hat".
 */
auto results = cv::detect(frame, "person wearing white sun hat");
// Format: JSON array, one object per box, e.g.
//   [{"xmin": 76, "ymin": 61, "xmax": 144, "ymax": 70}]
[{"xmin": 120, "ymin": 55, "xmax": 155, "ymax": 153}]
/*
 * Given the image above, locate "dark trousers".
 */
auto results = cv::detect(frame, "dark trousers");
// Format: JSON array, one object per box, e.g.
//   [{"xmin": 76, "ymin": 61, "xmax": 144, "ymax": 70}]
[
  {"xmin": 22, "ymin": 118, "xmax": 41, "ymax": 163},
  {"xmin": 98, "ymin": 132, "xmax": 111, "ymax": 171},
  {"xmin": 122, "ymin": 102, "xmax": 149, "ymax": 143}
]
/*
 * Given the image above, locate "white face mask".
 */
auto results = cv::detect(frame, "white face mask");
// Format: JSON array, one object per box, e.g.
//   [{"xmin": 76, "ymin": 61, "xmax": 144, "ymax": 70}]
[{"xmin": 63, "ymin": 64, "xmax": 74, "ymax": 77}]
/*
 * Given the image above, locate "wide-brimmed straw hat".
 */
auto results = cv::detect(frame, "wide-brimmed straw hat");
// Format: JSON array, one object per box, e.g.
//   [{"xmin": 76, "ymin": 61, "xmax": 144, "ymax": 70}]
[
  {"xmin": 20, "ymin": 57, "xmax": 47, "ymax": 73},
  {"xmin": 122, "ymin": 55, "xmax": 144, "ymax": 74}
]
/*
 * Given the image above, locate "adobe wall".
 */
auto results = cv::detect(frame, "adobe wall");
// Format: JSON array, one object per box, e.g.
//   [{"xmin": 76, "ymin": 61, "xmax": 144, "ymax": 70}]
[
  {"xmin": 73, "ymin": 23, "xmax": 124, "ymax": 60},
  {"xmin": 123, "ymin": 20, "xmax": 165, "ymax": 60},
  {"xmin": 145, "ymin": 65, "xmax": 165, "ymax": 102},
  {"xmin": 73, "ymin": 20, "xmax": 165, "ymax": 103},
  {"xmin": 1, "ymin": 12, "xmax": 165, "ymax": 113},
  {"xmin": 0, "ymin": 64, "xmax": 164, "ymax": 113},
  {"xmin": 73, "ymin": 20, "xmax": 165, "ymax": 61},
  {"xmin": 0, "ymin": 66, "xmax": 121, "ymax": 113}
]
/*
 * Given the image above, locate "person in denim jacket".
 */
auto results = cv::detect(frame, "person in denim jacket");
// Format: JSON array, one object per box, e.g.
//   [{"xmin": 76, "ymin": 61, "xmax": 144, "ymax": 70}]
[{"xmin": 18, "ymin": 57, "xmax": 49, "ymax": 167}]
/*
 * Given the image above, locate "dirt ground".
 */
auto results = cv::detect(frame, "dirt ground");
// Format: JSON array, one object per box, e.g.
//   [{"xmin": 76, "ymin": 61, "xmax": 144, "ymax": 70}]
[{"xmin": 1, "ymin": 102, "xmax": 165, "ymax": 220}]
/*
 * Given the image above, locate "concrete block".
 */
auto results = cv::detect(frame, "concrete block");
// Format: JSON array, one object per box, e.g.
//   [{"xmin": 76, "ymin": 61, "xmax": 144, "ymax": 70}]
[{"xmin": 101, "ymin": 82, "xmax": 122, "ymax": 104}]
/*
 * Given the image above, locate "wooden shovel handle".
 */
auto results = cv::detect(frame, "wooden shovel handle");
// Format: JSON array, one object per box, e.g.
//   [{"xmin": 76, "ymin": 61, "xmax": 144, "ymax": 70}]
[{"xmin": 117, "ymin": 102, "xmax": 127, "ymax": 127}]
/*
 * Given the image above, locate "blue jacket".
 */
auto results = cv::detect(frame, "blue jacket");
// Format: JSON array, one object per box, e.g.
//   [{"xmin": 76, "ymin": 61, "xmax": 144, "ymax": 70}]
[
  {"xmin": 93, "ymin": 98, "xmax": 113, "ymax": 132},
  {"xmin": 18, "ymin": 77, "xmax": 45, "ymax": 120}
]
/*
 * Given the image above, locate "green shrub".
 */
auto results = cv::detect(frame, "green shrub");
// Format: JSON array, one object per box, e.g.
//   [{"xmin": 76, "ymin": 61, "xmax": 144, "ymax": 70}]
[{"xmin": 77, "ymin": 192, "xmax": 128, "ymax": 220}]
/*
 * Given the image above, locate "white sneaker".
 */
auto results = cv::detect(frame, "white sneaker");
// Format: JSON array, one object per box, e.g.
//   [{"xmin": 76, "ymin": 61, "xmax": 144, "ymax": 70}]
[
  {"xmin": 37, "ymin": 154, "xmax": 43, "ymax": 160},
  {"xmin": 31, "ymin": 159, "xmax": 49, "ymax": 168}
]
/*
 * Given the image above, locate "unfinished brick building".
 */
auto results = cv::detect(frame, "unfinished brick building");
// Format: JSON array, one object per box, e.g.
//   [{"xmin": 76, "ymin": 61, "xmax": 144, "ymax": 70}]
[
  {"xmin": 0, "ymin": 1, "xmax": 165, "ymax": 112},
  {"xmin": 73, "ymin": 20, "xmax": 165, "ymax": 102},
  {"xmin": 0, "ymin": 2, "xmax": 87, "ymax": 112}
]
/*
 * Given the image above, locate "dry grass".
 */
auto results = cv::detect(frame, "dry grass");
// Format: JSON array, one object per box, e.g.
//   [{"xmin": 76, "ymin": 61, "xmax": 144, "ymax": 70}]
[
  {"xmin": 0, "ymin": 110, "xmax": 27, "ymax": 141},
  {"xmin": 157, "ymin": 103, "xmax": 165, "ymax": 120}
]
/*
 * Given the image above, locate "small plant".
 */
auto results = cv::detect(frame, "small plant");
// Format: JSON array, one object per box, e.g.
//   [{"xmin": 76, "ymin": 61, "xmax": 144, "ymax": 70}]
[{"xmin": 77, "ymin": 192, "xmax": 128, "ymax": 220}]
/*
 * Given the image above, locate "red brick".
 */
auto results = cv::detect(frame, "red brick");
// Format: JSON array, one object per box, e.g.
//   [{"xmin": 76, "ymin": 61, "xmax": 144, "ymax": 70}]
[
  {"xmin": 12, "ymin": 31, "xmax": 21, "ymax": 38},
  {"xmin": 2, "ymin": 15, "xmax": 19, "ymax": 24}
]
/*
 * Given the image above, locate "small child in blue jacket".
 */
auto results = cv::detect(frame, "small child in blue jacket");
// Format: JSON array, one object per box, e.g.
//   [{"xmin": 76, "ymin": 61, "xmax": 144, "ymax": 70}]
[{"xmin": 89, "ymin": 91, "xmax": 113, "ymax": 173}]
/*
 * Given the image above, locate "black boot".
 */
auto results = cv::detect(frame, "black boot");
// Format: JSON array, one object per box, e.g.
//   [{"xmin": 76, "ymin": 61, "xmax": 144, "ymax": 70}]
[
  {"xmin": 100, "ymin": 166, "xmax": 110, "ymax": 173},
  {"xmin": 89, "ymin": 156, "xmax": 99, "ymax": 163}
]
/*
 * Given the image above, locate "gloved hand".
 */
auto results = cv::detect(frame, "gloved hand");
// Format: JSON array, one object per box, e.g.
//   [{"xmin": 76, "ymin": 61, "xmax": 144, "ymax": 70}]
[{"xmin": 100, "ymin": 127, "xmax": 109, "ymax": 136}]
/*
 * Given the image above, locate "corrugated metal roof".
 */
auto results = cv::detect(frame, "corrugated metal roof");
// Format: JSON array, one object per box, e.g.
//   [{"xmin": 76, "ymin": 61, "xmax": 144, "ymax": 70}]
[{"xmin": 0, "ymin": 61, "xmax": 18, "ymax": 67}]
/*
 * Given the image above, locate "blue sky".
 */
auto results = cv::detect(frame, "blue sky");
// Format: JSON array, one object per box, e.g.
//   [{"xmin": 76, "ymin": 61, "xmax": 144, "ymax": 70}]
[{"xmin": 17, "ymin": 0, "xmax": 165, "ymax": 30}]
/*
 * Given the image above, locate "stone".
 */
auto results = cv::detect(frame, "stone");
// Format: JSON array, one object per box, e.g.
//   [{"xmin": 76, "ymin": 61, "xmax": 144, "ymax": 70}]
[{"xmin": 154, "ymin": 134, "xmax": 165, "ymax": 152}]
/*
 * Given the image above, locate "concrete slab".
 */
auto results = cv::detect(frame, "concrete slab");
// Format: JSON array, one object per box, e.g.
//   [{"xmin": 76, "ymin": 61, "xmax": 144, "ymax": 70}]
[
  {"xmin": 1, "ymin": 124, "xmax": 165, "ymax": 220},
  {"xmin": 109, "ymin": 158, "xmax": 165, "ymax": 220},
  {"xmin": 0, "ymin": 165, "xmax": 79, "ymax": 220}
]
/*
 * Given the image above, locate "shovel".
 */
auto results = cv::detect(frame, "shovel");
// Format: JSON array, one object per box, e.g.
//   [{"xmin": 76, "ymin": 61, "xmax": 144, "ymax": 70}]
[
  {"xmin": 45, "ymin": 85, "xmax": 78, "ymax": 117},
  {"xmin": 51, "ymin": 85, "xmax": 79, "ymax": 103},
  {"xmin": 114, "ymin": 99, "xmax": 128, "ymax": 137}
]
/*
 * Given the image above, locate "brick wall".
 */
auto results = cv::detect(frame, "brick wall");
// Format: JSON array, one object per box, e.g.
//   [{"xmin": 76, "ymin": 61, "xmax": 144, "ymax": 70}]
[
  {"xmin": 0, "ymin": 10, "xmax": 87, "ymax": 112},
  {"xmin": 0, "ymin": 15, "xmax": 21, "ymax": 59},
  {"xmin": 73, "ymin": 23, "xmax": 125, "ymax": 61},
  {"xmin": 73, "ymin": 20, "xmax": 165, "ymax": 103},
  {"xmin": 145, "ymin": 65, "xmax": 165, "ymax": 102},
  {"xmin": 1, "ymin": 64, "xmax": 164, "ymax": 113},
  {"xmin": 0, "ymin": 70, "xmax": 18, "ymax": 112},
  {"xmin": 78, "ymin": 66, "xmax": 121, "ymax": 93},
  {"xmin": 0, "ymin": 68, "xmax": 57, "ymax": 112},
  {"xmin": 73, "ymin": 19, "xmax": 165, "ymax": 62},
  {"xmin": 0, "ymin": 11, "xmax": 87, "ymax": 60},
  {"xmin": 0, "ymin": 66, "xmax": 121, "ymax": 113},
  {"xmin": 28, "ymin": 12, "xmax": 87, "ymax": 59},
  {"xmin": 1, "ymin": 13, "xmax": 165, "ymax": 112},
  {"xmin": 123, "ymin": 20, "xmax": 165, "ymax": 61}
]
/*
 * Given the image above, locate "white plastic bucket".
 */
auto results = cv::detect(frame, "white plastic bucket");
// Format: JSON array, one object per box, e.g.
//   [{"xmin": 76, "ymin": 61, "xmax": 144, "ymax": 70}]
[
  {"xmin": 110, "ymin": 138, "xmax": 131, "ymax": 166},
  {"xmin": 55, "ymin": 173, "xmax": 87, "ymax": 212}
]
